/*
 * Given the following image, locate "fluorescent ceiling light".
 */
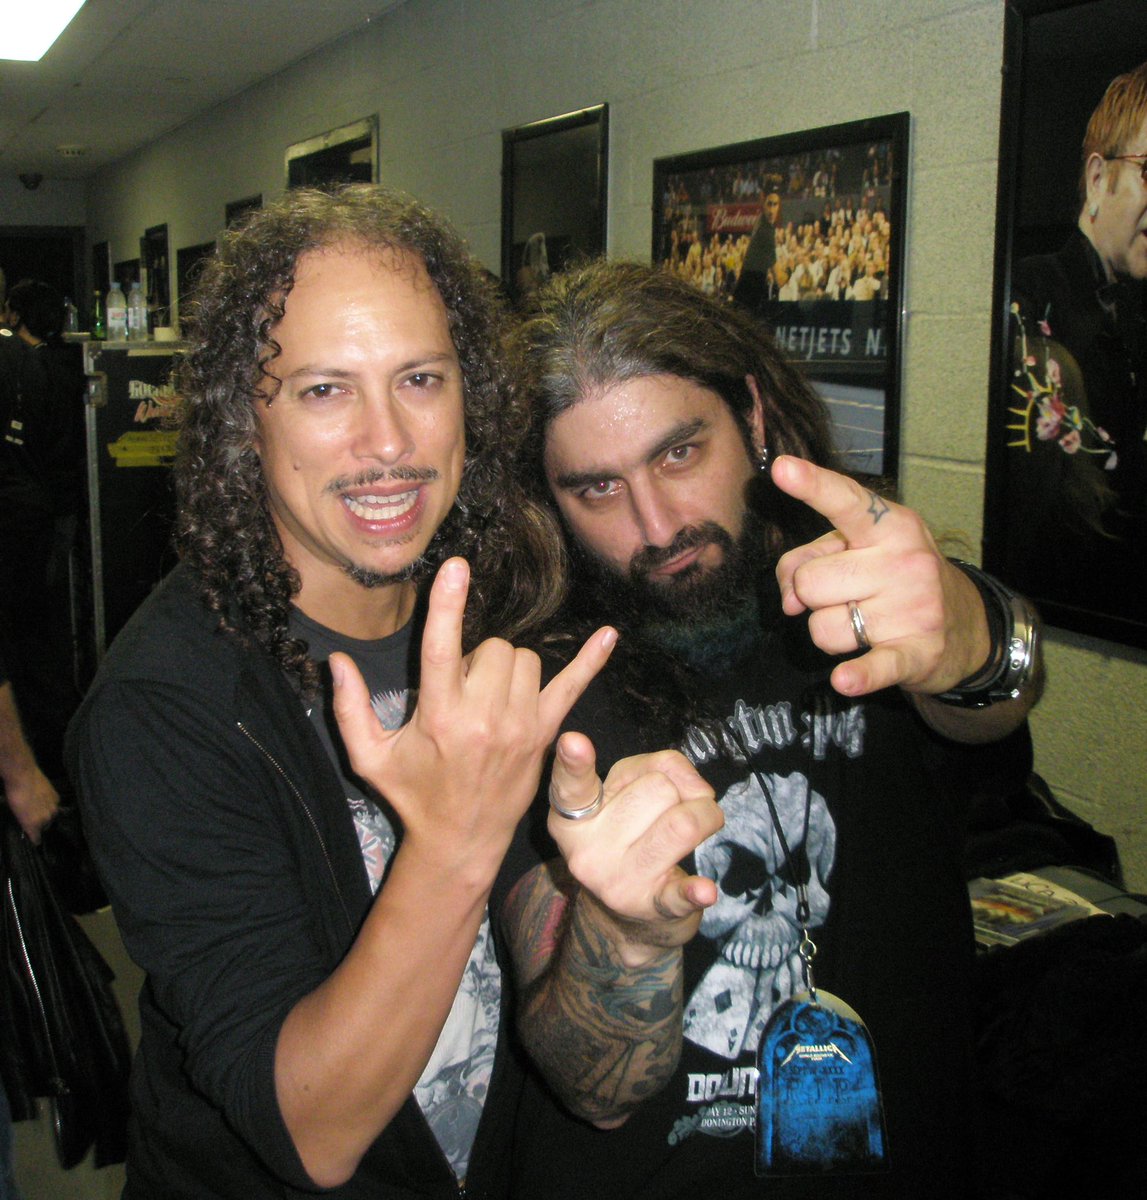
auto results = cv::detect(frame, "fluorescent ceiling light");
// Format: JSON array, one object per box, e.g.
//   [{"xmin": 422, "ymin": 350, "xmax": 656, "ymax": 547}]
[{"xmin": 3, "ymin": 1, "xmax": 87, "ymax": 62}]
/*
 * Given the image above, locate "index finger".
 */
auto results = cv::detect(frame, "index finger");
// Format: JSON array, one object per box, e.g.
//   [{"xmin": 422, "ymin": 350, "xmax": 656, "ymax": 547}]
[
  {"xmin": 415, "ymin": 557, "xmax": 469, "ymax": 709},
  {"xmin": 771, "ymin": 454, "xmax": 895, "ymax": 549},
  {"xmin": 537, "ymin": 626, "xmax": 618, "ymax": 738}
]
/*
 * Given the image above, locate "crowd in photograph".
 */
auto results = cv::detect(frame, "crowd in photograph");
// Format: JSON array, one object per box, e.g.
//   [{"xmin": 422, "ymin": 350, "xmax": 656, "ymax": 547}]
[{"xmin": 659, "ymin": 142, "xmax": 894, "ymax": 304}]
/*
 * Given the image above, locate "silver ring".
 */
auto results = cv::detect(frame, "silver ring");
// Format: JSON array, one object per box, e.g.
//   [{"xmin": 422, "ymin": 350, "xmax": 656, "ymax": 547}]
[
  {"xmin": 549, "ymin": 781, "xmax": 605, "ymax": 821},
  {"xmin": 848, "ymin": 600, "xmax": 871, "ymax": 651}
]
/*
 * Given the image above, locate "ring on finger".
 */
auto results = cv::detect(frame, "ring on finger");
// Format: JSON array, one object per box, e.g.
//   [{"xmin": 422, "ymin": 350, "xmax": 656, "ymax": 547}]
[
  {"xmin": 549, "ymin": 781, "xmax": 605, "ymax": 821},
  {"xmin": 848, "ymin": 600, "xmax": 871, "ymax": 651}
]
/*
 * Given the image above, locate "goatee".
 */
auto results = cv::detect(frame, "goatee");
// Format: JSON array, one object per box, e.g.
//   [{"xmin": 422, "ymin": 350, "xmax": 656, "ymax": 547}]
[{"xmin": 343, "ymin": 559, "xmax": 424, "ymax": 589}]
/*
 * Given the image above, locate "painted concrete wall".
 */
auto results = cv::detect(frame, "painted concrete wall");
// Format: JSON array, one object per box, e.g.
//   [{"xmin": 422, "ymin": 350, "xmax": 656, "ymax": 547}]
[{"xmin": 10, "ymin": 3, "xmax": 1146, "ymax": 1191}]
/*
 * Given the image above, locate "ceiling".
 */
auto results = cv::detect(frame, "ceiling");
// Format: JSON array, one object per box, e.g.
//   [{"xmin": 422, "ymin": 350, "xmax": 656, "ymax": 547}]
[{"xmin": 0, "ymin": 0, "xmax": 405, "ymax": 183}]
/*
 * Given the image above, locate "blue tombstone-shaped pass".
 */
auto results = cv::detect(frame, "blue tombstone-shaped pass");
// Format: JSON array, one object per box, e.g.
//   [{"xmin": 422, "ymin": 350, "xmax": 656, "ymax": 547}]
[{"xmin": 755, "ymin": 990, "xmax": 889, "ymax": 1176}]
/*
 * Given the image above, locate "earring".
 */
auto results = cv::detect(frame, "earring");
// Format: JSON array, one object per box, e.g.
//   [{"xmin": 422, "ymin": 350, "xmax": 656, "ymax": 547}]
[
  {"xmin": 757, "ymin": 444, "xmax": 770, "ymax": 472},
  {"xmin": 1089, "ymin": 201, "xmax": 1099, "ymax": 220}
]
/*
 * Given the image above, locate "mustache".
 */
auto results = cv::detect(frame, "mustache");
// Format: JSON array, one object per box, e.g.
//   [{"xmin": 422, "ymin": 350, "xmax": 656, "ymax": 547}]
[
  {"xmin": 324, "ymin": 465, "xmax": 440, "ymax": 495},
  {"xmin": 628, "ymin": 522, "xmax": 735, "ymax": 576}
]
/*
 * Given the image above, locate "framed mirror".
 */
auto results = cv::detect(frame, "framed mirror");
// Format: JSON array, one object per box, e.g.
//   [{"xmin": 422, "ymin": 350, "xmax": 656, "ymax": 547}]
[
  {"xmin": 286, "ymin": 116, "xmax": 377, "ymax": 189},
  {"xmin": 225, "ymin": 194, "xmax": 262, "ymax": 228},
  {"xmin": 177, "ymin": 241, "xmax": 217, "ymax": 314},
  {"xmin": 141, "ymin": 223, "xmax": 171, "ymax": 329},
  {"xmin": 501, "ymin": 104, "xmax": 608, "ymax": 307}
]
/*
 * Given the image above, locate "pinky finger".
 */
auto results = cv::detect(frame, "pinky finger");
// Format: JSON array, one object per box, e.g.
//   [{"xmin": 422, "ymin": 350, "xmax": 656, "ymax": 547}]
[{"xmin": 829, "ymin": 644, "xmax": 905, "ymax": 698}]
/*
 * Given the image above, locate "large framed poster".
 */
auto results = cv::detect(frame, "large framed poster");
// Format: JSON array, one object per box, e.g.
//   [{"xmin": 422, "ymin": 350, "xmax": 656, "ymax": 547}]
[
  {"xmin": 983, "ymin": 0, "xmax": 1147, "ymax": 649},
  {"xmin": 652, "ymin": 113, "xmax": 909, "ymax": 482}
]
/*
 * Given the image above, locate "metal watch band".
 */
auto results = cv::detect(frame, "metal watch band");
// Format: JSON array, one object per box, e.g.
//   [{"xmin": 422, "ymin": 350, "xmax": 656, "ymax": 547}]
[{"xmin": 935, "ymin": 561, "xmax": 1040, "ymax": 708}]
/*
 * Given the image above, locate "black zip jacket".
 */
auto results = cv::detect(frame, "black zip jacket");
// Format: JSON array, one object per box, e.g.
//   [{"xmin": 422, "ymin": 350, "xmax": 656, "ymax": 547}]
[{"xmin": 67, "ymin": 564, "xmax": 518, "ymax": 1198}]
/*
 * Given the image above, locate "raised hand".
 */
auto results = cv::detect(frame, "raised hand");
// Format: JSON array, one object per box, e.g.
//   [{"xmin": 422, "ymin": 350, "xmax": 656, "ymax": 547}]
[
  {"xmin": 330, "ymin": 557, "xmax": 617, "ymax": 873},
  {"xmin": 545, "ymin": 732, "xmax": 722, "ymax": 962},
  {"xmin": 771, "ymin": 455, "xmax": 991, "ymax": 698}
]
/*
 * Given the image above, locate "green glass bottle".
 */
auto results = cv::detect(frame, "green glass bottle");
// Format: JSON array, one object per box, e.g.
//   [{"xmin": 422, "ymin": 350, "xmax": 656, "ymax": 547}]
[{"xmin": 92, "ymin": 288, "xmax": 106, "ymax": 340}]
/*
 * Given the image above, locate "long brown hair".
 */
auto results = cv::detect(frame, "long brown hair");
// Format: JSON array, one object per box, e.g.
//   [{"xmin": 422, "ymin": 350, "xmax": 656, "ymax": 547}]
[
  {"xmin": 513, "ymin": 258, "xmax": 838, "ymax": 561},
  {"xmin": 512, "ymin": 258, "xmax": 840, "ymax": 742}
]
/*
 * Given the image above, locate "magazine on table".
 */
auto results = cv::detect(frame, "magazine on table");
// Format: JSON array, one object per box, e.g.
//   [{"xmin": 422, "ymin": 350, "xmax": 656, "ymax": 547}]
[{"xmin": 968, "ymin": 872, "xmax": 1108, "ymax": 948}]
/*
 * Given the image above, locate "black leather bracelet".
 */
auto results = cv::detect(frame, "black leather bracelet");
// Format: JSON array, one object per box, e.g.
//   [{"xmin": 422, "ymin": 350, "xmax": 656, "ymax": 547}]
[{"xmin": 935, "ymin": 561, "xmax": 1040, "ymax": 707}]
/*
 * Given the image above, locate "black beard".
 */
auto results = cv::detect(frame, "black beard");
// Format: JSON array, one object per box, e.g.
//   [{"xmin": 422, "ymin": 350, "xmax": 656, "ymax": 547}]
[{"xmin": 568, "ymin": 511, "xmax": 771, "ymax": 670}]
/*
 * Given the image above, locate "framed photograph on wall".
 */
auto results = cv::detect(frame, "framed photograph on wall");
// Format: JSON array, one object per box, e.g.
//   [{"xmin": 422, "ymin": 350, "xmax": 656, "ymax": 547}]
[
  {"xmin": 652, "ymin": 112, "xmax": 909, "ymax": 483},
  {"xmin": 141, "ymin": 223, "xmax": 171, "ymax": 329},
  {"xmin": 983, "ymin": 0, "xmax": 1147, "ymax": 649},
  {"xmin": 177, "ymin": 241, "xmax": 217, "ymax": 311},
  {"xmin": 286, "ymin": 116, "xmax": 377, "ymax": 189}
]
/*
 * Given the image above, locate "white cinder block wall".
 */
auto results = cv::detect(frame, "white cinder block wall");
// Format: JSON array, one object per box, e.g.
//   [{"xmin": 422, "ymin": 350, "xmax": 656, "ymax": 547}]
[{"xmin": 81, "ymin": 0, "xmax": 1147, "ymax": 888}]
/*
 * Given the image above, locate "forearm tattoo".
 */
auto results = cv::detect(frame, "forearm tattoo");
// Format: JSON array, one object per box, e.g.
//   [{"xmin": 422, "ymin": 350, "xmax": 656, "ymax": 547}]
[{"xmin": 509, "ymin": 864, "xmax": 683, "ymax": 1122}]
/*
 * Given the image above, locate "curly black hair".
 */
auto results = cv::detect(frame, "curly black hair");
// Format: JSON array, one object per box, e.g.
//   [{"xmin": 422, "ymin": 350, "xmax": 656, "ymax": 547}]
[{"xmin": 174, "ymin": 184, "xmax": 565, "ymax": 690}]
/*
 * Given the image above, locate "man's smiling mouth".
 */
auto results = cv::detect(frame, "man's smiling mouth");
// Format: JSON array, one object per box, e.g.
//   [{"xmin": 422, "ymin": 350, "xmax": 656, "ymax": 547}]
[{"xmin": 342, "ymin": 488, "xmax": 420, "ymax": 520}]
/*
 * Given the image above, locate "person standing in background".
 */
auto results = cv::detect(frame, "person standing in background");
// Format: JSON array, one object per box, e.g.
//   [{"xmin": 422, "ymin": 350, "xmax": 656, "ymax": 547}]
[
  {"xmin": 0, "ymin": 279, "xmax": 85, "ymax": 784},
  {"xmin": 1, "ymin": 640, "xmax": 61, "ymax": 1200}
]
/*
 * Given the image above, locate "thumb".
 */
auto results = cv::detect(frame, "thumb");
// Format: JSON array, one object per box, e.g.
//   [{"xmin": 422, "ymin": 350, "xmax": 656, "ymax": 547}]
[
  {"xmin": 330, "ymin": 652, "xmax": 389, "ymax": 779},
  {"xmin": 679, "ymin": 873, "xmax": 719, "ymax": 912},
  {"xmin": 548, "ymin": 731, "xmax": 602, "ymax": 817}
]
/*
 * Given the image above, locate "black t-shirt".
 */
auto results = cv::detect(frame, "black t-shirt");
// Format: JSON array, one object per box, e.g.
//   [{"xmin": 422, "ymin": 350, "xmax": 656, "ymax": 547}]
[
  {"xmin": 500, "ymin": 617, "xmax": 1031, "ymax": 1199},
  {"xmin": 289, "ymin": 606, "xmax": 414, "ymax": 859},
  {"xmin": 287, "ymin": 607, "xmax": 507, "ymax": 1182}
]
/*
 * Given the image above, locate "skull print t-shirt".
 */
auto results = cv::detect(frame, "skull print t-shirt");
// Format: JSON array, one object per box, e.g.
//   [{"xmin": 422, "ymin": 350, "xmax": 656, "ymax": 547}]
[{"xmin": 499, "ymin": 615, "xmax": 1032, "ymax": 1200}]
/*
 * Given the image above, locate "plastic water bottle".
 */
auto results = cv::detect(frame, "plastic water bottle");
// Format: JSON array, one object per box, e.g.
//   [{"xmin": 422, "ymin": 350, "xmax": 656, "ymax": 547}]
[
  {"xmin": 106, "ymin": 282, "xmax": 128, "ymax": 341},
  {"xmin": 63, "ymin": 297, "xmax": 79, "ymax": 333},
  {"xmin": 127, "ymin": 281, "xmax": 147, "ymax": 340}
]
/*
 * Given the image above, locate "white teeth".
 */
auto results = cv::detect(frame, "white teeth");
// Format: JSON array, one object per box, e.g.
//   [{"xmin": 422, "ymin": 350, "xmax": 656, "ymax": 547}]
[{"xmin": 343, "ymin": 488, "xmax": 418, "ymax": 520}]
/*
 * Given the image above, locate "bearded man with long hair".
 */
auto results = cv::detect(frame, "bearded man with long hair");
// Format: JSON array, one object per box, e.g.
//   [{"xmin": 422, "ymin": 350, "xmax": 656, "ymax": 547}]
[{"xmin": 500, "ymin": 260, "xmax": 1042, "ymax": 1200}]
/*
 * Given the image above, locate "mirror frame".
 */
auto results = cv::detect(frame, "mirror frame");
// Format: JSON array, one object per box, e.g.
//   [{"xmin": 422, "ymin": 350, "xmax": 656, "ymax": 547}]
[{"xmin": 501, "ymin": 104, "xmax": 608, "ymax": 306}]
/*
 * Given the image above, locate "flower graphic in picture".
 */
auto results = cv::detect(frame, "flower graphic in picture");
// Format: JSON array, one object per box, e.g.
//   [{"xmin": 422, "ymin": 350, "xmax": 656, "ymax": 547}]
[{"xmin": 1007, "ymin": 303, "xmax": 1118, "ymax": 469}]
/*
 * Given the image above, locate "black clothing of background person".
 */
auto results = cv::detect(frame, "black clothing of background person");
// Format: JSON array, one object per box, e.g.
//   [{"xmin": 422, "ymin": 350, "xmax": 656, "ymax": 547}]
[
  {"xmin": 1006, "ymin": 230, "xmax": 1147, "ymax": 624},
  {"xmin": 0, "ymin": 324, "xmax": 84, "ymax": 782}
]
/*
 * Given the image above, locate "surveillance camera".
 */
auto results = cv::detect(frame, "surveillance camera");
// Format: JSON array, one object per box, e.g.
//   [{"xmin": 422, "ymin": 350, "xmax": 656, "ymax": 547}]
[{"xmin": 18, "ymin": 173, "xmax": 44, "ymax": 190}]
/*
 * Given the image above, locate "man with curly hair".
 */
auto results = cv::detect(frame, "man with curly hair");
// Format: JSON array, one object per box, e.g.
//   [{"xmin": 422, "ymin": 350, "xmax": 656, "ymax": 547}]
[{"xmin": 66, "ymin": 188, "xmax": 713, "ymax": 1199}]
